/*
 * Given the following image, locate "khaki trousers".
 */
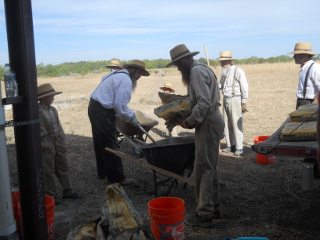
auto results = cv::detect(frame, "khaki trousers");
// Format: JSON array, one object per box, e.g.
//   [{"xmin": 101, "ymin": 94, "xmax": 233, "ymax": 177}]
[
  {"xmin": 193, "ymin": 109, "xmax": 224, "ymax": 217},
  {"xmin": 42, "ymin": 136, "xmax": 72, "ymax": 197},
  {"xmin": 223, "ymin": 96, "xmax": 243, "ymax": 150}
]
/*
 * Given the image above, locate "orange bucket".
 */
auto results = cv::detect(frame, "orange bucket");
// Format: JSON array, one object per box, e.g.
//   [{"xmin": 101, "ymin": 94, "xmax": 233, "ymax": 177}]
[
  {"xmin": 18, "ymin": 195, "xmax": 55, "ymax": 240},
  {"xmin": 148, "ymin": 197, "xmax": 185, "ymax": 240},
  {"xmin": 254, "ymin": 136, "xmax": 275, "ymax": 165},
  {"xmin": 11, "ymin": 191, "xmax": 21, "ymax": 238}
]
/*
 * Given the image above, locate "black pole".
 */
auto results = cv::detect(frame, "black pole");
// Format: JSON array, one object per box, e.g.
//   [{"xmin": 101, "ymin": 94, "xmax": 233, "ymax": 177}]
[{"xmin": 4, "ymin": 0, "xmax": 48, "ymax": 239}]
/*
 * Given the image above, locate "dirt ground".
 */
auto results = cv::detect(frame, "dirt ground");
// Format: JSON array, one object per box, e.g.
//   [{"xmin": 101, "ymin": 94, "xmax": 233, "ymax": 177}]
[{"xmin": 5, "ymin": 63, "xmax": 320, "ymax": 240}]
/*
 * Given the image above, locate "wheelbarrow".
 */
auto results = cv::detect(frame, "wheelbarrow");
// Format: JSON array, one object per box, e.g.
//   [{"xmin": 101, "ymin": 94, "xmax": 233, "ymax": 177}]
[
  {"xmin": 116, "ymin": 110, "xmax": 159, "ymax": 154},
  {"xmin": 106, "ymin": 135, "xmax": 195, "ymax": 196}
]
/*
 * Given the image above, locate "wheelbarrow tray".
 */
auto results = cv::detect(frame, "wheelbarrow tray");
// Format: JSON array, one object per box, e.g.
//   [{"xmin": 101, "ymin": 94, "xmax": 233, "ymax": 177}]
[
  {"xmin": 116, "ymin": 110, "xmax": 158, "ymax": 137},
  {"xmin": 140, "ymin": 136, "xmax": 195, "ymax": 174}
]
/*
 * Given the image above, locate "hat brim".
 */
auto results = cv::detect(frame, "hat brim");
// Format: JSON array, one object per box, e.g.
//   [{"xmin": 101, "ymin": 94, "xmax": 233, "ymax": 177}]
[
  {"xmin": 160, "ymin": 87, "xmax": 175, "ymax": 93},
  {"xmin": 106, "ymin": 64, "xmax": 122, "ymax": 69},
  {"xmin": 123, "ymin": 64, "xmax": 150, "ymax": 76},
  {"xmin": 217, "ymin": 58, "xmax": 237, "ymax": 61},
  {"xmin": 288, "ymin": 50, "xmax": 318, "ymax": 55},
  {"xmin": 166, "ymin": 51, "xmax": 200, "ymax": 67},
  {"xmin": 38, "ymin": 91, "xmax": 62, "ymax": 99}
]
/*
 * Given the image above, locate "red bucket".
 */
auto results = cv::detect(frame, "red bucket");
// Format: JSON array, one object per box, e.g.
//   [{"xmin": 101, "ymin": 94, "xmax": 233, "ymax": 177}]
[
  {"xmin": 18, "ymin": 195, "xmax": 55, "ymax": 240},
  {"xmin": 11, "ymin": 191, "xmax": 21, "ymax": 238},
  {"xmin": 148, "ymin": 197, "xmax": 185, "ymax": 240},
  {"xmin": 254, "ymin": 136, "xmax": 275, "ymax": 165}
]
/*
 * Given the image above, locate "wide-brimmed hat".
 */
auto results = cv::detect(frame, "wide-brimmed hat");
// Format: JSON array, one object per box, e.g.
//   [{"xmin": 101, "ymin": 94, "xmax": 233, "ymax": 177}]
[
  {"xmin": 288, "ymin": 42, "xmax": 318, "ymax": 55},
  {"xmin": 123, "ymin": 60, "xmax": 150, "ymax": 76},
  {"xmin": 160, "ymin": 83, "xmax": 175, "ymax": 93},
  {"xmin": 166, "ymin": 44, "xmax": 200, "ymax": 67},
  {"xmin": 106, "ymin": 59, "xmax": 123, "ymax": 69},
  {"xmin": 38, "ymin": 83, "xmax": 62, "ymax": 99},
  {"xmin": 217, "ymin": 51, "xmax": 237, "ymax": 61}
]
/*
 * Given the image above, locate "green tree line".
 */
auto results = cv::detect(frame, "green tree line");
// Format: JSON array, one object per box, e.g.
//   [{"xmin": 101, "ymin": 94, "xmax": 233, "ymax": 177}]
[{"xmin": 1, "ymin": 55, "xmax": 319, "ymax": 78}]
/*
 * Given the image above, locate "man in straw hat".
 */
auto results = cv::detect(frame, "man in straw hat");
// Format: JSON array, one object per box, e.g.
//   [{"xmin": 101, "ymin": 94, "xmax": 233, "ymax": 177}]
[
  {"xmin": 88, "ymin": 60, "xmax": 150, "ymax": 186},
  {"xmin": 288, "ymin": 42, "xmax": 320, "ymax": 109},
  {"xmin": 166, "ymin": 44, "xmax": 224, "ymax": 228},
  {"xmin": 106, "ymin": 59, "xmax": 123, "ymax": 71},
  {"xmin": 218, "ymin": 51, "xmax": 249, "ymax": 157},
  {"xmin": 38, "ymin": 83, "xmax": 79, "ymax": 204}
]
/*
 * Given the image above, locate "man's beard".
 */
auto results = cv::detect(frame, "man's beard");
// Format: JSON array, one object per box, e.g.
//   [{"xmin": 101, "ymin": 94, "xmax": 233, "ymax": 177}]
[
  {"xmin": 179, "ymin": 65, "xmax": 191, "ymax": 86},
  {"xmin": 132, "ymin": 79, "xmax": 137, "ymax": 91}
]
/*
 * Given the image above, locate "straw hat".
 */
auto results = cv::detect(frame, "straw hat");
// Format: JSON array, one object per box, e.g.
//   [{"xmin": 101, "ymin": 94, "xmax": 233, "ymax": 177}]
[
  {"xmin": 288, "ymin": 42, "xmax": 318, "ymax": 55},
  {"xmin": 123, "ymin": 60, "xmax": 150, "ymax": 76},
  {"xmin": 106, "ymin": 59, "xmax": 123, "ymax": 69},
  {"xmin": 217, "ymin": 51, "xmax": 237, "ymax": 61},
  {"xmin": 166, "ymin": 44, "xmax": 200, "ymax": 67},
  {"xmin": 160, "ymin": 83, "xmax": 175, "ymax": 93},
  {"xmin": 38, "ymin": 83, "xmax": 62, "ymax": 99}
]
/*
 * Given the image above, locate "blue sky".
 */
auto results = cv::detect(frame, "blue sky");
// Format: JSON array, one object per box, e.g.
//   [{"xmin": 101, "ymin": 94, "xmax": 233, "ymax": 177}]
[{"xmin": 1, "ymin": 0, "xmax": 320, "ymax": 66}]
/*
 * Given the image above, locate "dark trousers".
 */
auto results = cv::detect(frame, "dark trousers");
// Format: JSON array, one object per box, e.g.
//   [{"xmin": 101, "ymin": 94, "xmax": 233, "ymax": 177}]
[
  {"xmin": 296, "ymin": 98, "xmax": 313, "ymax": 110},
  {"xmin": 88, "ymin": 99, "xmax": 125, "ymax": 183}
]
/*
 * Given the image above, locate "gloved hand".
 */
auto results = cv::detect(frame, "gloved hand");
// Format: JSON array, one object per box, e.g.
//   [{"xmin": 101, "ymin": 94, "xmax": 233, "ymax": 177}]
[
  {"xmin": 241, "ymin": 103, "xmax": 248, "ymax": 113},
  {"xmin": 128, "ymin": 114, "xmax": 139, "ymax": 127}
]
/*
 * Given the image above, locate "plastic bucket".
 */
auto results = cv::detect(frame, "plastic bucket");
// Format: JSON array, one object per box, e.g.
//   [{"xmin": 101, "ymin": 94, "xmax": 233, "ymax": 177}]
[
  {"xmin": 254, "ymin": 136, "xmax": 275, "ymax": 165},
  {"xmin": 148, "ymin": 197, "xmax": 185, "ymax": 240},
  {"xmin": 11, "ymin": 191, "xmax": 21, "ymax": 238},
  {"xmin": 18, "ymin": 195, "xmax": 55, "ymax": 240}
]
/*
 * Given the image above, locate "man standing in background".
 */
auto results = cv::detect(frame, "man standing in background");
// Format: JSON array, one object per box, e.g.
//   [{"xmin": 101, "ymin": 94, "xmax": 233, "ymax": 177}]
[
  {"xmin": 106, "ymin": 59, "xmax": 123, "ymax": 72},
  {"xmin": 218, "ymin": 51, "xmax": 249, "ymax": 156},
  {"xmin": 288, "ymin": 42, "xmax": 320, "ymax": 109}
]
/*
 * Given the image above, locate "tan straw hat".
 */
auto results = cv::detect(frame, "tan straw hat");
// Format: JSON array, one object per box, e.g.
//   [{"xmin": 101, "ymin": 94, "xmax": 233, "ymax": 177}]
[
  {"xmin": 288, "ymin": 42, "xmax": 318, "ymax": 55},
  {"xmin": 38, "ymin": 83, "xmax": 62, "ymax": 99},
  {"xmin": 217, "ymin": 51, "xmax": 237, "ymax": 61},
  {"xmin": 123, "ymin": 60, "xmax": 150, "ymax": 76},
  {"xmin": 166, "ymin": 44, "xmax": 200, "ymax": 67},
  {"xmin": 106, "ymin": 59, "xmax": 123, "ymax": 69},
  {"xmin": 160, "ymin": 83, "xmax": 175, "ymax": 93}
]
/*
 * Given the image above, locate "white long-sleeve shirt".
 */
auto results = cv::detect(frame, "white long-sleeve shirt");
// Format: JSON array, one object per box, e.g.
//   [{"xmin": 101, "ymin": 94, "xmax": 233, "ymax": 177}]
[
  {"xmin": 90, "ymin": 70, "xmax": 134, "ymax": 121},
  {"xmin": 220, "ymin": 65, "xmax": 249, "ymax": 103},
  {"xmin": 296, "ymin": 60, "xmax": 320, "ymax": 99}
]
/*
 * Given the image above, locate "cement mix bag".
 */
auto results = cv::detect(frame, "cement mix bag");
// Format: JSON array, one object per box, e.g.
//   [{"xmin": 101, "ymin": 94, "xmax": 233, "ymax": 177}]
[
  {"xmin": 154, "ymin": 95, "xmax": 193, "ymax": 126},
  {"xmin": 280, "ymin": 121, "xmax": 317, "ymax": 142},
  {"xmin": 158, "ymin": 92, "xmax": 188, "ymax": 105},
  {"xmin": 289, "ymin": 103, "xmax": 318, "ymax": 122},
  {"xmin": 66, "ymin": 184, "xmax": 155, "ymax": 240}
]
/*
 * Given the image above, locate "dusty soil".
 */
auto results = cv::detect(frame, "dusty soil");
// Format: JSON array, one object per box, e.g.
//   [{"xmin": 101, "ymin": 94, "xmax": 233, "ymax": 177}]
[{"xmin": 5, "ymin": 64, "xmax": 320, "ymax": 240}]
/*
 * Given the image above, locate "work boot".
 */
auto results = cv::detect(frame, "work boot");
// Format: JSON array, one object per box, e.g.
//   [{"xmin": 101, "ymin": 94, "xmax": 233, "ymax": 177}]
[
  {"xmin": 222, "ymin": 146, "xmax": 235, "ymax": 153},
  {"xmin": 185, "ymin": 213, "xmax": 214, "ymax": 228},
  {"xmin": 53, "ymin": 196, "xmax": 62, "ymax": 205},
  {"xmin": 212, "ymin": 210, "xmax": 222, "ymax": 222},
  {"xmin": 63, "ymin": 192, "xmax": 80, "ymax": 199},
  {"xmin": 234, "ymin": 149, "xmax": 243, "ymax": 156}
]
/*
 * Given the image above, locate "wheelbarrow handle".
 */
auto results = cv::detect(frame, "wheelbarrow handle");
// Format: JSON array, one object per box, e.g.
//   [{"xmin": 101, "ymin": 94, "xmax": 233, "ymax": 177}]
[{"xmin": 136, "ymin": 123, "xmax": 158, "ymax": 145}]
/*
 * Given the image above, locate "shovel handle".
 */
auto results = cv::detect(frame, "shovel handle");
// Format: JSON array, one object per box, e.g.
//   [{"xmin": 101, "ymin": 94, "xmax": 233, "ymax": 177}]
[{"xmin": 136, "ymin": 123, "xmax": 158, "ymax": 145}]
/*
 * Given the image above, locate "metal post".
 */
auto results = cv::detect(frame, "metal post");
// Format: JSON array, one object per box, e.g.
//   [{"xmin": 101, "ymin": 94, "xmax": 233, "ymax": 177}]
[{"xmin": 3, "ymin": 0, "xmax": 48, "ymax": 239}]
